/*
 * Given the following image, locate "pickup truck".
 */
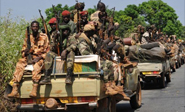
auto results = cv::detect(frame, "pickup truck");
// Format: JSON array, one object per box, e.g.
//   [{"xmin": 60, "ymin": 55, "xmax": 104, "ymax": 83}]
[
  {"xmin": 6, "ymin": 55, "xmax": 141, "ymax": 112},
  {"xmin": 137, "ymin": 59, "xmax": 171, "ymax": 88}
]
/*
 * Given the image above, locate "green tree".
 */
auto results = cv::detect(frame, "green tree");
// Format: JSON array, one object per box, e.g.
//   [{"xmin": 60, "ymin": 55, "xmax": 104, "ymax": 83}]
[
  {"xmin": 138, "ymin": 0, "xmax": 182, "ymax": 36},
  {"xmin": 123, "ymin": 4, "xmax": 139, "ymax": 19}
]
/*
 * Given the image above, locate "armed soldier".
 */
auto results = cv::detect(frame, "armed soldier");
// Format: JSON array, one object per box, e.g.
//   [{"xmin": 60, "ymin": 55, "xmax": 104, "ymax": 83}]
[
  {"xmin": 71, "ymin": 2, "xmax": 85, "ymax": 24},
  {"xmin": 77, "ymin": 23, "xmax": 96, "ymax": 55},
  {"xmin": 61, "ymin": 10, "xmax": 76, "ymax": 35},
  {"xmin": 8, "ymin": 21, "xmax": 50, "ymax": 98},
  {"xmin": 90, "ymin": 0, "xmax": 106, "ymax": 22},
  {"xmin": 60, "ymin": 24, "xmax": 78, "ymax": 84},
  {"xmin": 39, "ymin": 18, "xmax": 60, "ymax": 85},
  {"xmin": 77, "ymin": 11, "xmax": 89, "ymax": 32}
]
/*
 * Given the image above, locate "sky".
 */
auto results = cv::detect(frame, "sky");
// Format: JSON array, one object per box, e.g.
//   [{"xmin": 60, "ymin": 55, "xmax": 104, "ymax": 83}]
[{"xmin": 0, "ymin": 0, "xmax": 185, "ymax": 25}]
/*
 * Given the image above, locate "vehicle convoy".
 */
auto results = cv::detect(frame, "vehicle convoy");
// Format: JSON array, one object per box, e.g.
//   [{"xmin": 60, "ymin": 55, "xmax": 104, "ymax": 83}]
[
  {"xmin": 137, "ymin": 59, "xmax": 171, "ymax": 88},
  {"xmin": 6, "ymin": 55, "xmax": 141, "ymax": 112}
]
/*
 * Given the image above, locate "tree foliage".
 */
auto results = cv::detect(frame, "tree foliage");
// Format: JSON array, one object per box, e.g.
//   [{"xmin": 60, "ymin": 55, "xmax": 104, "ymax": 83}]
[
  {"xmin": 138, "ymin": 0, "xmax": 183, "ymax": 37},
  {"xmin": 42, "ymin": 1, "xmax": 184, "ymax": 38}
]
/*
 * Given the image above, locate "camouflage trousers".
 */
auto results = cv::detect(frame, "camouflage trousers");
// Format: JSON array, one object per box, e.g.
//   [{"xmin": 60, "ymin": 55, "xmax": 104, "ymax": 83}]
[
  {"xmin": 45, "ymin": 50, "xmax": 75, "ymax": 72},
  {"xmin": 77, "ymin": 40, "xmax": 93, "ymax": 55},
  {"xmin": 101, "ymin": 60, "xmax": 122, "ymax": 83},
  {"xmin": 13, "ymin": 57, "xmax": 44, "ymax": 83},
  {"xmin": 44, "ymin": 51, "xmax": 57, "ymax": 71},
  {"xmin": 66, "ymin": 51, "xmax": 75, "ymax": 69}
]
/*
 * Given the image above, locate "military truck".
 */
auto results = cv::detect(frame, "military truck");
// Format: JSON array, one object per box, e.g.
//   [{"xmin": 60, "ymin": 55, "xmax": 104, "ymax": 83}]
[
  {"xmin": 137, "ymin": 59, "xmax": 171, "ymax": 88},
  {"xmin": 6, "ymin": 55, "xmax": 141, "ymax": 112}
]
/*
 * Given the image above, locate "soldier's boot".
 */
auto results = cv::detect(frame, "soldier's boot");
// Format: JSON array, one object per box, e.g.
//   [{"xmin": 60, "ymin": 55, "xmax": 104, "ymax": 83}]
[
  {"xmin": 65, "ymin": 67, "xmax": 73, "ymax": 84},
  {"xmin": 120, "ymin": 92, "xmax": 130, "ymax": 101},
  {"xmin": 39, "ymin": 70, "xmax": 51, "ymax": 85},
  {"xmin": 110, "ymin": 82, "xmax": 123, "ymax": 92},
  {"xmin": 8, "ymin": 82, "xmax": 20, "ymax": 98},
  {"xmin": 29, "ymin": 83, "xmax": 38, "ymax": 97},
  {"xmin": 105, "ymin": 82, "xmax": 118, "ymax": 96}
]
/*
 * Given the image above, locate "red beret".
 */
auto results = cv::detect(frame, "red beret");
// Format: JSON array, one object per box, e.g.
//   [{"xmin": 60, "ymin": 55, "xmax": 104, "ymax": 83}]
[
  {"xmin": 80, "ymin": 11, "xmax": 88, "ymax": 16},
  {"xmin": 61, "ymin": 10, "xmax": 70, "ymax": 16},
  {"xmin": 48, "ymin": 17, "xmax": 56, "ymax": 24}
]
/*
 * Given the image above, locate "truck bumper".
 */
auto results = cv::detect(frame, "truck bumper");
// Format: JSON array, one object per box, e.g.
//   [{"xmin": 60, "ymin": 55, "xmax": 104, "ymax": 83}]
[
  {"xmin": 17, "ymin": 102, "xmax": 97, "ymax": 111},
  {"xmin": 140, "ymin": 74, "xmax": 161, "ymax": 82}
]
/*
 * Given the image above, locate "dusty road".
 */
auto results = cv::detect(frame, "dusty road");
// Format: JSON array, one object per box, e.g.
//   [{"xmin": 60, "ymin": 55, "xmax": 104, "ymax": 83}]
[{"xmin": 117, "ymin": 65, "xmax": 185, "ymax": 112}]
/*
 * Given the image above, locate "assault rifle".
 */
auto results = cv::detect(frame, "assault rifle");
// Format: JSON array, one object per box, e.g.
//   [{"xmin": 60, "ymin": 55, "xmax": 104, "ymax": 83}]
[
  {"xmin": 76, "ymin": 0, "xmax": 81, "ymax": 33},
  {"xmin": 26, "ymin": 26, "xmax": 32, "ymax": 64},
  {"xmin": 108, "ymin": 7, "xmax": 115, "ymax": 42},
  {"xmin": 52, "ymin": 5, "xmax": 61, "ymax": 56},
  {"xmin": 99, "ymin": 19, "xmax": 105, "ymax": 40},
  {"xmin": 38, "ymin": 9, "xmax": 50, "ymax": 41}
]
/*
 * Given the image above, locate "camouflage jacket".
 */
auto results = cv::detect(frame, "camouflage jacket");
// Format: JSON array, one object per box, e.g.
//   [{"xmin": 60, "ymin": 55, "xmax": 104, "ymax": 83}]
[
  {"xmin": 60, "ymin": 34, "xmax": 77, "ymax": 53},
  {"xmin": 90, "ymin": 10, "xmax": 100, "ymax": 22},
  {"xmin": 21, "ymin": 32, "xmax": 50, "ymax": 59},
  {"xmin": 67, "ymin": 20, "xmax": 77, "ymax": 35}
]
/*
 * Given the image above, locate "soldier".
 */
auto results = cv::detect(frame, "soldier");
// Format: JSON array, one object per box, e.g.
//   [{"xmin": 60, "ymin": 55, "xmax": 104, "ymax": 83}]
[
  {"xmin": 77, "ymin": 24, "xmax": 95, "ymax": 55},
  {"xmin": 78, "ymin": 10, "xmax": 89, "ymax": 32},
  {"xmin": 61, "ymin": 10, "xmax": 76, "ymax": 34},
  {"xmin": 72, "ymin": 2, "xmax": 85, "ymax": 24},
  {"xmin": 39, "ymin": 18, "xmax": 59, "ymax": 85},
  {"xmin": 8, "ymin": 21, "xmax": 50, "ymax": 98},
  {"xmin": 142, "ymin": 26, "xmax": 152, "ymax": 42},
  {"xmin": 97, "ymin": 11, "xmax": 109, "ymax": 40},
  {"xmin": 60, "ymin": 24, "xmax": 77, "ymax": 84},
  {"xmin": 90, "ymin": 1, "xmax": 106, "ymax": 22}
]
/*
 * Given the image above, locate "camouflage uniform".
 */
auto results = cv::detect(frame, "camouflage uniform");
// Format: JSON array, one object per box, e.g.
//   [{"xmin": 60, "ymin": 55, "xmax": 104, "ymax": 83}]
[
  {"xmin": 90, "ymin": 10, "xmax": 100, "ymax": 22},
  {"xmin": 13, "ymin": 33, "xmax": 49, "ymax": 83},
  {"xmin": 100, "ymin": 60, "xmax": 114, "ymax": 82},
  {"xmin": 64, "ymin": 34, "xmax": 77, "ymax": 68},
  {"xmin": 77, "ymin": 32, "xmax": 94, "ymax": 55},
  {"xmin": 44, "ymin": 31, "xmax": 58, "ymax": 73},
  {"xmin": 67, "ymin": 20, "xmax": 77, "ymax": 35}
]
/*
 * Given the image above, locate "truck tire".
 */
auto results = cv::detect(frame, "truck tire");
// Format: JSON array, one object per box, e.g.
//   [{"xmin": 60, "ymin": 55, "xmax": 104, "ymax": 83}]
[
  {"xmin": 172, "ymin": 64, "xmax": 176, "ymax": 72},
  {"xmin": 166, "ymin": 69, "xmax": 171, "ymax": 82},
  {"xmin": 130, "ymin": 81, "xmax": 142, "ymax": 109},
  {"xmin": 159, "ymin": 73, "xmax": 165, "ymax": 88}
]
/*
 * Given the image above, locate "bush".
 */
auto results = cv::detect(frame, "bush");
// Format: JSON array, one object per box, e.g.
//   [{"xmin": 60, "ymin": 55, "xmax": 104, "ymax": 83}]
[{"xmin": 0, "ymin": 11, "xmax": 28, "ymax": 97}]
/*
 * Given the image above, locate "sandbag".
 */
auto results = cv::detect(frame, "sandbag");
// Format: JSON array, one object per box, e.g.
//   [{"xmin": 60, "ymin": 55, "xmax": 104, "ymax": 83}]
[{"xmin": 139, "ymin": 42, "xmax": 160, "ymax": 49}]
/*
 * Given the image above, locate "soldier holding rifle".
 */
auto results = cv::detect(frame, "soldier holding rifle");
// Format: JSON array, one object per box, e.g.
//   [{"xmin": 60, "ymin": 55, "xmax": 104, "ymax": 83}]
[{"xmin": 8, "ymin": 21, "xmax": 49, "ymax": 98}]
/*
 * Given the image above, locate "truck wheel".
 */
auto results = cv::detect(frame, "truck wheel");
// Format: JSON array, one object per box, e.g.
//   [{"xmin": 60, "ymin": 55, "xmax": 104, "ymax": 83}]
[
  {"xmin": 166, "ymin": 69, "xmax": 171, "ymax": 82},
  {"xmin": 172, "ymin": 64, "xmax": 176, "ymax": 72},
  {"xmin": 108, "ymin": 97, "xmax": 116, "ymax": 112},
  {"xmin": 130, "ymin": 82, "xmax": 142, "ymax": 109},
  {"xmin": 176, "ymin": 62, "xmax": 179, "ymax": 69},
  {"xmin": 159, "ymin": 73, "xmax": 165, "ymax": 88},
  {"xmin": 179, "ymin": 60, "xmax": 181, "ymax": 67}
]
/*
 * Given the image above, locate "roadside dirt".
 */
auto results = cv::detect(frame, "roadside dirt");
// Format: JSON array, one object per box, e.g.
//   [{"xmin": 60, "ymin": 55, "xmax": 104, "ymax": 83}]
[{"xmin": 0, "ymin": 75, "xmax": 18, "ymax": 112}]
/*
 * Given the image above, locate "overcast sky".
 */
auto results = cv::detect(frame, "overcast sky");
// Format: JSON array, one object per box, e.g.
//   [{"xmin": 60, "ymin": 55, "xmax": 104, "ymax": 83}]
[{"xmin": 0, "ymin": 0, "xmax": 184, "ymax": 25}]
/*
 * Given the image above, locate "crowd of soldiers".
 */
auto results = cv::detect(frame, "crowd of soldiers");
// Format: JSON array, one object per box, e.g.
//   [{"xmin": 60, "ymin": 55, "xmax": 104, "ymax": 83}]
[
  {"xmin": 130, "ymin": 24, "xmax": 185, "ymax": 59},
  {"xmin": 7, "ymin": 1, "xmax": 185, "ymax": 101}
]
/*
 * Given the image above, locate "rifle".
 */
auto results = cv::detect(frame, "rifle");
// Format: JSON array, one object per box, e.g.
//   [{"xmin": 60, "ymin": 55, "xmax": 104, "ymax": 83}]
[
  {"xmin": 52, "ymin": 5, "xmax": 61, "ymax": 56},
  {"xmin": 99, "ymin": 19, "xmax": 105, "ymax": 39},
  {"xmin": 38, "ymin": 9, "xmax": 50, "ymax": 41},
  {"xmin": 107, "ymin": 7, "xmax": 115, "ymax": 42},
  {"xmin": 76, "ymin": 0, "xmax": 81, "ymax": 33},
  {"xmin": 26, "ymin": 26, "xmax": 32, "ymax": 64}
]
